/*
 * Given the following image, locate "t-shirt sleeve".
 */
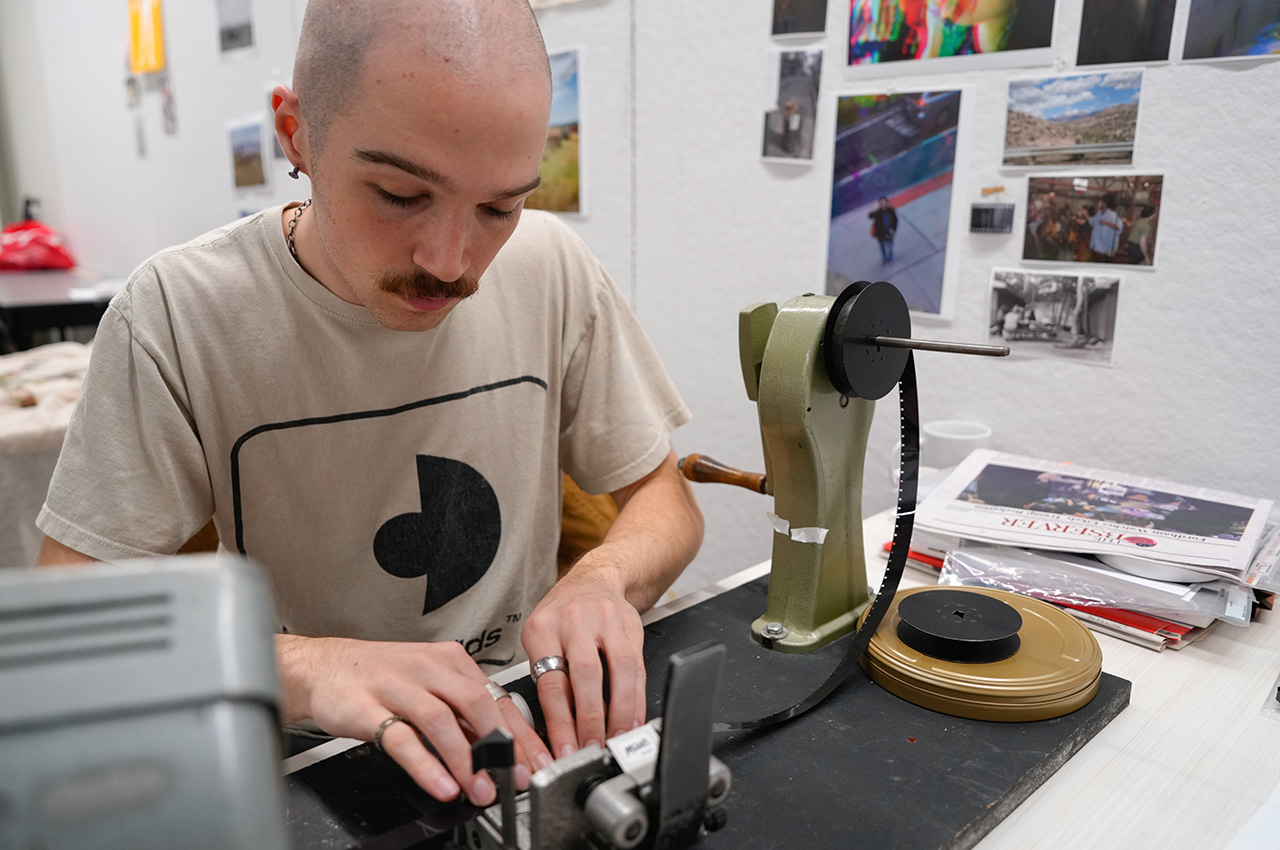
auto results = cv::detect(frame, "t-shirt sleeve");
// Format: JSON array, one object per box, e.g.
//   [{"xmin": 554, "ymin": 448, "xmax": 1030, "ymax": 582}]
[
  {"xmin": 37, "ymin": 288, "xmax": 215, "ymax": 561},
  {"xmin": 557, "ymin": 263, "xmax": 691, "ymax": 496}
]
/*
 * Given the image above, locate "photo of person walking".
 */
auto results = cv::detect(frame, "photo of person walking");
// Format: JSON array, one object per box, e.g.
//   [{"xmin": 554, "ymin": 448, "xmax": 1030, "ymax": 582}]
[{"xmin": 869, "ymin": 196, "xmax": 898, "ymax": 262}]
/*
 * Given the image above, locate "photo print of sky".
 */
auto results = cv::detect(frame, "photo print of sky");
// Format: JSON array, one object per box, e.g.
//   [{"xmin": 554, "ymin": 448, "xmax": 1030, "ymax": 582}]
[
  {"xmin": 526, "ymin": 48, "xmax": 580, "ymax": 213},
  {"xmin": 1003, "ymin": 71, "xmax": 1141, "ymax": 167}
]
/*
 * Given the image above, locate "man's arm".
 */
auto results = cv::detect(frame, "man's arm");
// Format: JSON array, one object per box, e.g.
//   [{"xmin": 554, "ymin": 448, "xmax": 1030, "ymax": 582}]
[
  {"xmin": 36, "ymin": 535, "xmax": 98, "ymax": 567},
  {"xmin": 520, "ymin": 449, "xmax": 704, "ymax": 758}
]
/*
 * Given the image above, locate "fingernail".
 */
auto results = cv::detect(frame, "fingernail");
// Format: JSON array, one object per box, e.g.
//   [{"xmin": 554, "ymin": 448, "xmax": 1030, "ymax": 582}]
[
  {"xmin": 536, "ymin": 752, "xmax": 553, "ymax": 770},
  {"xmin": 586, "ymin": 739, "xmax": 602, "ymax": 751},
  {"xmin": 436, "ymin": 775, "xmax": 461, "ymax": 800},
  {"xmin": 473, "ymin": 775, "xmax": 496, "ymax": 805},
  {"xmin": 515, "ymin": 764, "xmax": 532, "ymax": 789},
  {"xmin": 559, "ymin": 743, "xmax": 577, "ymax": 759}
]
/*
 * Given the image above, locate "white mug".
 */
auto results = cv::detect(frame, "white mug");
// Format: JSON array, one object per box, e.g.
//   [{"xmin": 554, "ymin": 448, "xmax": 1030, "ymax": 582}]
[{"xmin": 890, "ymin": 419, "xmax": 993, "ymax": 480}]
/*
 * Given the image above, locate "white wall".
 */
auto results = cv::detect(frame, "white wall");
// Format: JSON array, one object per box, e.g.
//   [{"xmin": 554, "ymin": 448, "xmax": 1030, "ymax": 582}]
[{"xmin": 2, "ymin": 0, "xmax": 1278, "ymax": 594}]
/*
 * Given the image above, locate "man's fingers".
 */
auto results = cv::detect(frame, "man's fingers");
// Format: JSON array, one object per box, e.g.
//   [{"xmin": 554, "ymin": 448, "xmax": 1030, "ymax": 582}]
[
  {"xmin": 565, "ymin": 640, "xmax": 607, "ymax": 749},
  {"xmin": 376, "ymin": 716, "xmax": 471, "ymax": 803},
  {"xmin": 495, "ymin": 690, "xmax": 553, "ymax": 779},
  {"xmin": 603, "ymin": 639, "xmax": 643, "ymax": 740},
  {"xmin": 398, "ymin": 699, "xmax": 496, "ymax": 807},
  {"xmin": 535, "ymin": 665, "xmax": 579, "ymax": 758}
]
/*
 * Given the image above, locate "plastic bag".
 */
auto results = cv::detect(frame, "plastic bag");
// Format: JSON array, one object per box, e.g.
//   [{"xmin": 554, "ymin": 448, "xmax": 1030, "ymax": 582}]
[
  {"xmin": 938, "ymin": 542, "xmax": 1253, "ymax": 626},
  {"xmin": 0, "ymin": 217, "xmax": 76, "ymax": 270}
]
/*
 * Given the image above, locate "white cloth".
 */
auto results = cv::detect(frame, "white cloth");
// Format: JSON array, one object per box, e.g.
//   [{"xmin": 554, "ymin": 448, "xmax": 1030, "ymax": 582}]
[{"xmin": 39, "ymin": 207, "xmax": 689, "ymax": 669}]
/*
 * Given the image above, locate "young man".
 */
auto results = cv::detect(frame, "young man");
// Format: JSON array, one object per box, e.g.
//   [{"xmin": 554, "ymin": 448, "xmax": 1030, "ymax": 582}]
[{"xmin": 36, "ymin": 0, "xmax": 703, "ymax": 810}]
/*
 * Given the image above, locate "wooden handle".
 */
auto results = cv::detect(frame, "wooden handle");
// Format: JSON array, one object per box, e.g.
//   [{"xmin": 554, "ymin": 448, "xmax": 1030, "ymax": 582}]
[{"xmin": 677, "ymin": 454, "xmax": 767, "ymax": 494}]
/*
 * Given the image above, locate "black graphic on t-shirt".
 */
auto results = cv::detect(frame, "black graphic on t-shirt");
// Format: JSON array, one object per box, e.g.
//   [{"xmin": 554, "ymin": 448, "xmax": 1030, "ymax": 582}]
[{"xmin": 374, "ymin": 454, "xmax": 502, "ymax": 615}]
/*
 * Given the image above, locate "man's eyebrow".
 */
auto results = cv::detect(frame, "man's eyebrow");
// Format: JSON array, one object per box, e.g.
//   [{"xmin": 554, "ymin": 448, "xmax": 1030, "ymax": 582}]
[
  {"xmin": 492, "ymin": 176, "xmax": 542, "ymax": 200},
  {"xmin": 354, "ymin": 149, "xmax": 457, "ymax": 192},
  {"xmin": 354, "ymin": 148, "xmax": 541, "ymax": 200}
]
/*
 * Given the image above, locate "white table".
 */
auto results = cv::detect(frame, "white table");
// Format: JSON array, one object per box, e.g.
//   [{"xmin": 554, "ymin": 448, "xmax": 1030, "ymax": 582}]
[{"xmin": 0, "ymin": 342, "xmax": 92, "ymax": 567}]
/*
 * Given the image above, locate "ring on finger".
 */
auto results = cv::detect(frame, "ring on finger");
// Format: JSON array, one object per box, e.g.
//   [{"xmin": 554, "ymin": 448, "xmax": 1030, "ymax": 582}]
[
  {"xmin": 373, "ymin": 714, "xmax": 412, "ymax": 751},
  {"xmin": 531, "ymin": 654, "xmax": 569, "ymax": 683},
  {"xmin": 485, "ymin": 681, "xmax": 511, "ymax": 702}
]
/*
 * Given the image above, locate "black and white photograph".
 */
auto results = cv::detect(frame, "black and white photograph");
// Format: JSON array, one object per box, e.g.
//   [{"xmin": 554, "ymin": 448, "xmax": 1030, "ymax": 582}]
[
  {"xmin": 762, "ymin": 49, "xmax": 822, "ymax": 161},
  {"xmin": 1003, "ymin": 71, "xmax": 1142, "ymax": 167},
  {"xmin": 988, "ymin": 269, "xmax": 1119, "ymax": 366},
  {"xmin": 773, "ymin": 0, "xmax": 829, "ymax": 36},
  {"xmin": 1023, "ymin": 174, "xmax": 1163, "ymax": 266},
  {"xmin": 216, "ymin": 0, "xmax": 256, "ymax": 54},
  {"xmin": 1076, "ymin": 0, "xmax": 1176, "ymax": 66}
]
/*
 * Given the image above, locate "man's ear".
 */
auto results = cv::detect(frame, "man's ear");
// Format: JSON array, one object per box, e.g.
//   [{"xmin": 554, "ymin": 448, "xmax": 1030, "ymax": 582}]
[{"xmin": 272, "ymin": 84, "xmax": 309, "ymax": 176}]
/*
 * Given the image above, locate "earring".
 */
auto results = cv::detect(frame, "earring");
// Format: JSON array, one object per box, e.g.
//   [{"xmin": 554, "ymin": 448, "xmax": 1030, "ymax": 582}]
[{"xmin": 289, "ymin": 166, "xmax": 301, "ymax": 179}]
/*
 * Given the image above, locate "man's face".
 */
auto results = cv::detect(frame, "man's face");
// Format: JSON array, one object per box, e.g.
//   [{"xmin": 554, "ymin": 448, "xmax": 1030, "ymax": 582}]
[{"xmin": 301, "ymin": 45, "xmax": 550, "ymax": 332}]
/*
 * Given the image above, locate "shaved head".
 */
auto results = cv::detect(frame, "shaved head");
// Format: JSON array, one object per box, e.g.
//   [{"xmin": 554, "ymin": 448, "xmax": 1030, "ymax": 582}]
[{"xmin": 293, "ymin": 0, "xmax": 550, "ymax": 154}]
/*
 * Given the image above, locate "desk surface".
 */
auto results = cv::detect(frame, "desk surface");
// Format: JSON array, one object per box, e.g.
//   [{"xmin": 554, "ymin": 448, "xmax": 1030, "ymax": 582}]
[
  {"xmin": 285, "ymin": 511, "xmax": 1280, "ymax": 849},
  {"xmin": 852, "ymin": 511, "xmax": 1280, "ymax": 850},
  {"xmin": 0, "ymin": 269, "xmax": 120, "ymax": 307}
]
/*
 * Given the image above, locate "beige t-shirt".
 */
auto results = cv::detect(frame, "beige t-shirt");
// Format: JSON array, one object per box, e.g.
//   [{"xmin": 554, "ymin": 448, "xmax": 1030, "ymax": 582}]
[{"xmin": 38, "ymin": 206, "xmax": 690, "ymax": 670}]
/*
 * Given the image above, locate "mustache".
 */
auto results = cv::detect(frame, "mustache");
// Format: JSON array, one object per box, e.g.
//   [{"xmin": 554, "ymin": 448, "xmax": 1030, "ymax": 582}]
[{"xmin": 377, "ymin": 268, "xmax": 480, "ymax": 301}]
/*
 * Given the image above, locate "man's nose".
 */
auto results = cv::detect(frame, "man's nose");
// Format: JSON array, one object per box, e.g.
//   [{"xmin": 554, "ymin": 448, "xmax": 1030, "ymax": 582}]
[{"xmin": 413, "ymin": 212, "xmax": 471, "ymax": 283}]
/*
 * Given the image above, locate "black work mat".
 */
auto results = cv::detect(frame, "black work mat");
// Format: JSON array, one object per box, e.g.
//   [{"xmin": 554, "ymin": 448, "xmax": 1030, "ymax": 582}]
[{"xmin": 285, "ymin": 576, "xmax": 1130, "ymax": 849}]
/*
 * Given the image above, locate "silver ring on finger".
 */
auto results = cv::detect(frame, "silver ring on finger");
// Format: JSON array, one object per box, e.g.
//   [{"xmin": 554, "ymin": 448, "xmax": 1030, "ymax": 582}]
[
  {"xmin": 531, "ymin": 654, "xmax": 569, "ymax": 683},
  {"xmin": 485, "ymin": 681, "xmax": 511, "ymax": 702},
  {"xmin": 373, "ymin": 714, "xmax": 412, "ymax": 751}
]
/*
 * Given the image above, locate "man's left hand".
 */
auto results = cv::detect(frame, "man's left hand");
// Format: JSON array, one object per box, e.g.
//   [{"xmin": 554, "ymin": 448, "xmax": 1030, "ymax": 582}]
[{"xmin": 520, "ymin": 561, "xmax": 646, "ymax": 758}]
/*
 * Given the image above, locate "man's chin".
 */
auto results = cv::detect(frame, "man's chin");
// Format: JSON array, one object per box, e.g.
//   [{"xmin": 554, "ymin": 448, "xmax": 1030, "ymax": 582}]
[{"xmin": 369, "ymin": 297, "xmax": 461, "ymax": 332}]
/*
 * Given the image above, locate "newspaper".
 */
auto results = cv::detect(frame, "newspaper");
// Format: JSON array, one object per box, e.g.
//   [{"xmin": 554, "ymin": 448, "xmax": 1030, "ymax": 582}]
[{"xmin": 915, "ymin": 450, "xmax": 1274, "ymax": 578}]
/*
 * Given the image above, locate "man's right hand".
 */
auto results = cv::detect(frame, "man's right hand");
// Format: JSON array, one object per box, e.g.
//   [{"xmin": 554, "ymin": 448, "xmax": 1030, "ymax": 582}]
[{"xmin": 276, "ymin": 634, "xmax": 553, "ymax": 806}]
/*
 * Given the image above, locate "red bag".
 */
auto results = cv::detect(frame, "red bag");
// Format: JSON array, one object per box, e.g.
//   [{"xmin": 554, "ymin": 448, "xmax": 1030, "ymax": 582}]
[{"xmin": 0, "ymin": 218, "xmax": 76, "ymax": 270}]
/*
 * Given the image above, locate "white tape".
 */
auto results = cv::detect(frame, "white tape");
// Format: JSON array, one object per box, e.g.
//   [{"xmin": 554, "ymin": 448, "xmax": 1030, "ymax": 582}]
[
  {"xmin": 606, "ymin": 721, "xmax": 661, "ymax": 784},
  {"xmin": 789, "ymin": 526, "xmax": 830, "ymax": 544},
  {"xmin": 767, "ymin": 512, "xmax": 790, "ymax": 535}
]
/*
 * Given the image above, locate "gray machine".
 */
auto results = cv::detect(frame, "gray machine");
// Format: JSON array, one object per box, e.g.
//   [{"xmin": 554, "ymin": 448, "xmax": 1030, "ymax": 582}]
[{"xmin": 0, "ymin": 555, "xmax": 286, "ymax": 850}]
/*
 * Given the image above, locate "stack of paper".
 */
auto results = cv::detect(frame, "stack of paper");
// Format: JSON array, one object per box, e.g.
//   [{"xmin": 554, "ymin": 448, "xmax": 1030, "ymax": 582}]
[{"xmin": 899, "ymin": 450, "xmax": 1279, "ymax": 650}]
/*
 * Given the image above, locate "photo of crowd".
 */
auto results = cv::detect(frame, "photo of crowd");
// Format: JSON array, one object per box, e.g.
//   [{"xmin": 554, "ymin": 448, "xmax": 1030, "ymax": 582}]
[
  {"xmin": 958, "ymin": 464, "xmax": 1256, "ymax": 540},
  {"xmin": 1023, "ymin": 174, "xmax": 1162, "ymax": 266}
]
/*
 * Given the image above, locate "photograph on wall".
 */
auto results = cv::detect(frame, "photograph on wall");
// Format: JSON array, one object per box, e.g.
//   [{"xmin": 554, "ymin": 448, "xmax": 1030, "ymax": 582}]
[
  {"xmin": 525, "ymin": 48, "xmax": 581, "ymax": 213},
  {"xmin": 216, "ymin": 0, "xmax": 255, "ymax": 54},
  {"xmin": 1183, "ymin": 0, "xmax": 1280, "ymax": 61},
  {"xmin": 1077, "ymin": 0, "xmax": 1175, "ymax": 66},
  {"xmin": 774, "ymin": 0, "xmax": 829, "ymax": 36},
  {"xmin": 826, "ymin": 89, "xmax": 962, "ymax": 316},
  {"xmin": 1023, "ymin": 174, "xmax": 1162, "ymax": 266},
  {"xmin": 227, "ymin": 117, "xmax": 267, "ymax": 190},
  {"xmin": 763, "ymin": 49, "xmax": 823, "ymax": 161},
  {"xmin": 987, "ymin": 268, "xmax": 1120, "ymax": 366},
  {"xmin": 1003, "ymin": 70, "xmax": 1141, "ymax": 167},
  {"xmin": 846, "ymin": 0, "xmax": 1056, "ymax": 74}
]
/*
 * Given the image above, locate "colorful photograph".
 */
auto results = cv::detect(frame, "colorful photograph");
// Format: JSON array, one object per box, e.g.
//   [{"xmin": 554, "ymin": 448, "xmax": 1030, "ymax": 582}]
[
  {"xmin": 827, "ymin": 90, "xmax": 961, "ymax": 315},
  {"xmin": 1183, "ymin": 0, "xmax": 1280, "ymax": 60},
  {"xmin": 1003, "ymin": 71, "xmax": 1141, "ymax": 167},
  {"xmin": 958, "ymin": 463, "xmax": 1256, "ymax": 538},
  {"xmin": 774, "ymin": 0, "xmax": 829, "ymax": 35},
  {"xmin": 763, "ymin": 49, "xmax": 823, "ymax": 160},
  {"xmin": 987, "ymin": 269, "xmax": 1119, "ymax": 365},
  {"xmin": 1023, "ymin": 174, "xmax": 1163, "ymax": 266},
  {"xmin": 1076, "ymin": 0, "xmax": 1176, "ymax": 66},
  {"xmin": 847, "ymin": 0, "xmax": 1055, "ymax": 69},
  {"xmin": 526, "ymin": 49, "xmax": 580, "ymax": 214},
  {"xmin": 228, "ymin": 119, "xmax": 266, "ymax": 189}
]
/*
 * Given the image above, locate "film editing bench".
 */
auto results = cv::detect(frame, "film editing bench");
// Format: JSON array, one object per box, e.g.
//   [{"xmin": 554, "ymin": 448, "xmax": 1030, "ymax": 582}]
[{"xmin": 9, "ymin": 281, "xmax": 1280, "ymax": 849}]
